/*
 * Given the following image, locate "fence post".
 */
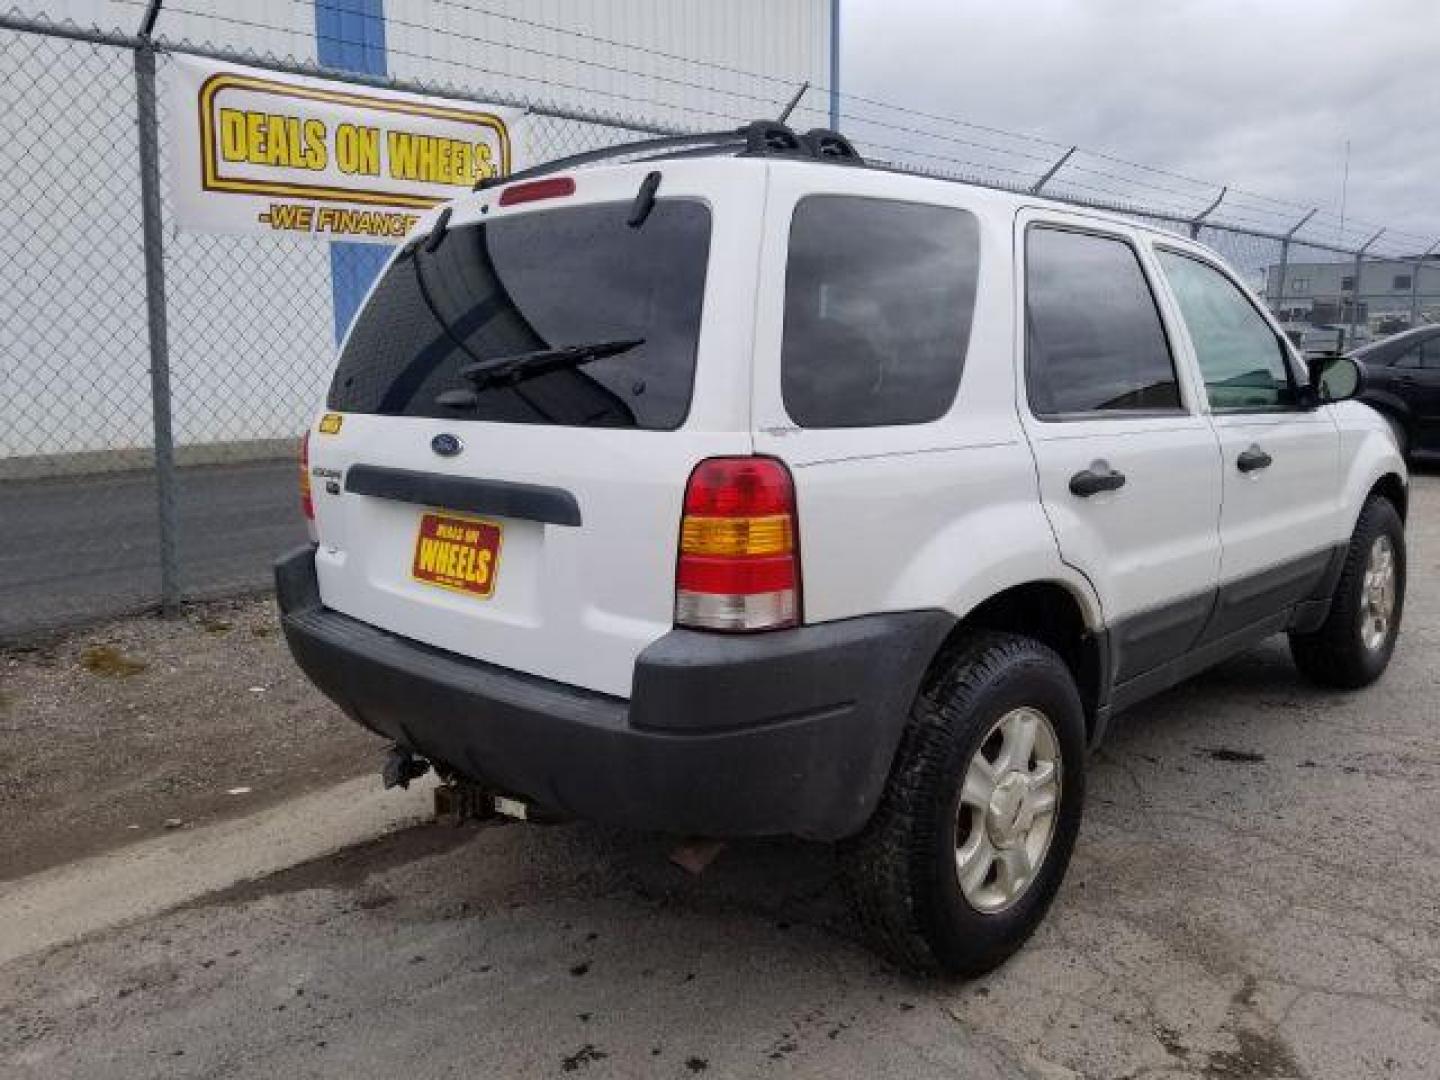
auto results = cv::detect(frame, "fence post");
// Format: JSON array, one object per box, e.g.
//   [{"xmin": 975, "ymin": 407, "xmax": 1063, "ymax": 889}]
[
  {"xmin": 1351, "ymin": 228, "xmax": 1384, "ymax": 347},
  {"xmin": 133, "ymin": 0, "xmax": 179, "ymax": 615},
  {"xmin": 1273, "ymin": 238, "xmax": 1289, "ymax": 313},
  {"xmin": 827, "ymin": 0, "xmax": 840, "ymax": 130},
  {"xmin": 1410, "ymin": 240, "xmax": 1439, "ymax": 327},
  {"xmin": 1271, "ymin": 209, "xmax": 1316, "ymax": 320},
  {"xmin": 1188, "ymin": 186, "xmax": 1226, "ymax": 240},
  {"xmin": 1030, "ymin": 146, "xmax": 1076, "ymax": 195}
]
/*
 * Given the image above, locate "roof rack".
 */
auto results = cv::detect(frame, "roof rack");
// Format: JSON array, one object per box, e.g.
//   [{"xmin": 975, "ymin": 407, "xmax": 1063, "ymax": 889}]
[{"xmin": 475, "ymin": 119, "xmax": 863, "ymax": 191}]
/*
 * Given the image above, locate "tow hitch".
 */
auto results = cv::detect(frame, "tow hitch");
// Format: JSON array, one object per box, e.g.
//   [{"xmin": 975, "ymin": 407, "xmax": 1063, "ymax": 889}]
[{"xmin": 432, "ymin": 775, "xmax": 567, "ymax": 826}]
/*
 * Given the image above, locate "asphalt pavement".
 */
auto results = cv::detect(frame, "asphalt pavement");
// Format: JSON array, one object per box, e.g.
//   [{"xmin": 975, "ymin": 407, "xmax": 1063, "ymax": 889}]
[
  {"xmin": 2, "ymin": 479, "xmax": 1438, "ymax": 1078},
  {"xmin": 0, "ymin": 460, "xmax": 304, "ymax": 640}
]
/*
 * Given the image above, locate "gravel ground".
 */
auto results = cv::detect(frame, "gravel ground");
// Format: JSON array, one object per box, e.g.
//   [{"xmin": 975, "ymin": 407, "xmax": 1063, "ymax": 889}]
[
  {"xmin": 2, "ymin": 477, "xmax": 1438, "ymax": 1078},
  {"xmin": 0, "ymin": 597, "xmax": 378, "ymax": 880}
]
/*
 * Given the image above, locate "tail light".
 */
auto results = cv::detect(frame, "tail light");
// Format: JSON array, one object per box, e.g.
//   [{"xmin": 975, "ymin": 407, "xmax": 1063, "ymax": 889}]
[
  {"xmin": 300, "ymin": 429, "xmax": 314, "ymax": 521},
  {"xmin": 676, "ymin": 457, "xmax": 800, "ymax": 632}
]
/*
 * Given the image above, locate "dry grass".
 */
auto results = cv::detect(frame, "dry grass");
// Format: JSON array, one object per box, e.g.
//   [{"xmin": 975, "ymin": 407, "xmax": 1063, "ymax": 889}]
[{"xmin": 78, "ymin": 644, "xmax": 148, "ymax": 678}]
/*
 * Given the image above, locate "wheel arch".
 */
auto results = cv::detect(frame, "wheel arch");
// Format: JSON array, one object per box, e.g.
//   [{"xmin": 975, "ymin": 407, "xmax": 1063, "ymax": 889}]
[
  {"xmin": 1368, "ymin": 471, "xmax": 1408, "ymax": 523},
  {"xmin": 929, "ymin": 580, "xmax": 1109, "ymax": 745},
  {"xmin": 1360, "ymin": 389, "xmax": 1413, "ymax": 429},
  {"xmin": 1334, "ymin": 404, "xmax": 1409, "ymax": 536}
]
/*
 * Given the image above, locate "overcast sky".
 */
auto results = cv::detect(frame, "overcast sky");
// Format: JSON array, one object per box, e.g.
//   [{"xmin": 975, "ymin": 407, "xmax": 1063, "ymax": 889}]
[{"xmin": 844, "ymin": 0, "xmax": 1440, "ymax": 252}]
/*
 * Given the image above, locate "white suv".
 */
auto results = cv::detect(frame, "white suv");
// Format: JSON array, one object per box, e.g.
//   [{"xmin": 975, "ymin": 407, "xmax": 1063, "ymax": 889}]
[{"xmin": 278, "ymin": 123, "xmax": 1407, "ymax": 976}]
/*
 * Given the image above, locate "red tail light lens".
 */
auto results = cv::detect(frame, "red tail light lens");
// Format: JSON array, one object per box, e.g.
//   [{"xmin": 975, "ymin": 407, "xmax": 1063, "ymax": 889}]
[
  {"xmin": 498, "ymin": 176, "xmax": 575, "ymax": 207},
  {"xmin": 676, "ymin": 457, "xmax": 800, "ymax": 632},
  {"xmin": 300, "ymin": 429, "xmax": 314, "ymax": 521}
]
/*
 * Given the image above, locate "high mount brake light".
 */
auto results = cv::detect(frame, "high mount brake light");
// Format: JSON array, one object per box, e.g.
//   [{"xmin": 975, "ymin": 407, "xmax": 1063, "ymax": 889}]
[
  {"xmin": 497, "ymin": 176, "xmax": 576, "ymax": 207},
  {"xmin": 675, "ymin": 457, "xmax": 800, "ymax": 632},
  {"xmin": 300, "ymin": 429, "xmax": 314, "ymax": 521}
]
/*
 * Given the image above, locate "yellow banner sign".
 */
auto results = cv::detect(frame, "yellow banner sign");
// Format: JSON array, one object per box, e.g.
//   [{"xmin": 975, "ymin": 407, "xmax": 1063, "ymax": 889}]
[{"xmin": 171, "ymin": 55, "xmax": 523, "ymax": 242}]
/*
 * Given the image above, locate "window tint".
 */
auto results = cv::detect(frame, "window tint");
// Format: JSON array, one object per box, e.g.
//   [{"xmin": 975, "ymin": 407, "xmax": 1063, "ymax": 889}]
[
  {"xmin": 781, "ymin": 197, "xmax": 980, "ymax": 428},
  {"xmin": 1025, "ymin": 228, "xmax": 1181, "ymax": 416},
  {"xmin": 1156, "ymin": 250, "xmax": 1294, "ymax": 412},
  {"xmin": 328, "ymin": 199, "xmax": 710, "ymax": 429}
]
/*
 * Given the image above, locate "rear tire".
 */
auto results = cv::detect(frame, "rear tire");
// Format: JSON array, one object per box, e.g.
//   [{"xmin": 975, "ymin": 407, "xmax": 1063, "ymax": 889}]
[
  {"xmin": 1289, "ymin": 496, "xmax": 1405, "ymax": 689},
  {"xmin": 840, "ymin": 631, "xmax": 1086, "ymax": 977}
]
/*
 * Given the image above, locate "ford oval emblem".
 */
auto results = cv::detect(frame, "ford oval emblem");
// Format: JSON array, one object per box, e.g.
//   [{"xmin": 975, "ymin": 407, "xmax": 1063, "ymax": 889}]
[{"xmin": 431, "ymin": 433, "xmax": 463, "ymax": 457}]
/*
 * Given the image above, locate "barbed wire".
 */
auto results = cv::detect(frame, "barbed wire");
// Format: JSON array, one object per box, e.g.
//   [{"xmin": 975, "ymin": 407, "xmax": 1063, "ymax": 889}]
[
  {"xmin": 10, "ymin": 2, "xmax": 1439, "ymax": 258},
  {"xmin": 171, "ymin": 0, "xmax": 1439, "ymax": 248}
]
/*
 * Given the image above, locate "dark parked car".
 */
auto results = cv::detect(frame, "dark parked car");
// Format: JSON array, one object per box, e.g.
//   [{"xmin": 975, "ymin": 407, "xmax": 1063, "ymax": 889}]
[{"xmin": 1351, "ymin": 325, "xmax": 1440, "ymax": 458}]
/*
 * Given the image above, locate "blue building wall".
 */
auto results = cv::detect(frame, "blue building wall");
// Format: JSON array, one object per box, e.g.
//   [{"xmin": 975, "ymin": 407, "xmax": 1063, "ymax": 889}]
[{"xmin": 315, "ymin": 0, "xmax": 391, "ymax": 343}]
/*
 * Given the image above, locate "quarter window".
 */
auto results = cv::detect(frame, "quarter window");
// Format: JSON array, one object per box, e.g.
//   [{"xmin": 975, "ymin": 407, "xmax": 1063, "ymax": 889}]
[
  {"xmin": 781, "ymin": 196, "xmax": 980, "ymax": 428},
  {"xmin": 1156, "ymin": 250, "xmax": 1295, "ymax": 412},
  {"xmin": 1025, "ymin": 227, "xmax": 1181, "ymax": 417}
]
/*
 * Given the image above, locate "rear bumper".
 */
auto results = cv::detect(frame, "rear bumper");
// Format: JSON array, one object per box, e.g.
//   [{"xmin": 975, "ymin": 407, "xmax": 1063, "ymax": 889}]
[{"xmin": 276, "ymin": 546, "xmax": 950, "ymax": 840}]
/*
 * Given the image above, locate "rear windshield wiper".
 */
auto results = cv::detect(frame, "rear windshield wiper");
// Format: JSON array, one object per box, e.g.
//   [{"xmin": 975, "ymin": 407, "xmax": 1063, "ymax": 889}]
[{"xmin": 457, "ymin": 338, "xmax": 645, "ymax": 390}]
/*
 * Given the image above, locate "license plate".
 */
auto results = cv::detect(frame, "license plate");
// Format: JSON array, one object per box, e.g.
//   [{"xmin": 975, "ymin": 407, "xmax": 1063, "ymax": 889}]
[{"xmin": 411, "ymin": 511, "xmax": 502, "ymax": 598}]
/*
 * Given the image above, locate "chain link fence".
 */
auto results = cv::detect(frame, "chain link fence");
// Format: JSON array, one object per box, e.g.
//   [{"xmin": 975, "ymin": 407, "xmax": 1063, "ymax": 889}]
[{"xmin": 2, "ymin": 8, "xmax": 1437, "ymax": 640}]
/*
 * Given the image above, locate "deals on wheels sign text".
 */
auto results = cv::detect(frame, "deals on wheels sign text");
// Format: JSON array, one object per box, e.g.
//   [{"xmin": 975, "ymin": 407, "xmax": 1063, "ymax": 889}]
[{"xmin": 171, "ymin": 55, "xmax": 524, "ymax": 242}]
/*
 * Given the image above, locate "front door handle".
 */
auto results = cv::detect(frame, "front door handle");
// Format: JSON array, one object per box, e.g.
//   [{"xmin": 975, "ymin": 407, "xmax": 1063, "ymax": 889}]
[
  {"xmin": 1237, "ymin": 445, "xmax": 1273, "ymax": 473},
  {"xmin": 1069, "ymin": 462, "xmax": 1127, "ymax": 497}
]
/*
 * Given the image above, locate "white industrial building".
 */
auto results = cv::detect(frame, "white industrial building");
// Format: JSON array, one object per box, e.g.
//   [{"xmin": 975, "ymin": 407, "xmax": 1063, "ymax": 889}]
[{"xmin": 2, "ymin": 0, "xmax": 837, "ymax": 467}]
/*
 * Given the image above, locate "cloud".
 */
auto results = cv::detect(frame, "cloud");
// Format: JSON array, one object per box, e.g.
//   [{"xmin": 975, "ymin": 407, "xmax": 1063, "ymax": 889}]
[{"xmin": 842, "ymin": 0, "xmax": 1440, "ymax": 253}]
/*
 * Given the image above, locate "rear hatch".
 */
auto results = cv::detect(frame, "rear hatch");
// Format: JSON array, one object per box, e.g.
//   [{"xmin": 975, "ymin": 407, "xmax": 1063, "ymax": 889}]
[{"xmin": 307, "ymin": 163, "xmax": 763, "ymax": 697}]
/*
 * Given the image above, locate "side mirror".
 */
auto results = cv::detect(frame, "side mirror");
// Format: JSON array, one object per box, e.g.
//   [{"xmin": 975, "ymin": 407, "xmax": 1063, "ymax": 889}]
[{"xmin": 1309, "ymin": 355, "xmax": 1366, "ymax": 403}]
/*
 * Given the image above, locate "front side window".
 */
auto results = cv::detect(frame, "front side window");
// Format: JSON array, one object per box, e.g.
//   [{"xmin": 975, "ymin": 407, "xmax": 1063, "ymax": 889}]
[
  {"xmin": 1025, "ymin": 227, "xmax": 1181, "ymax": 417},
  {"xmin": 781, "ymin": 196, "xmax": 980, "ymax": 428},
  {"xmin": 328, "ymin": 199, "xmax": 711, "ymax": 429},
  {"xmin": 1156, "ymin": 250, "xmax": 1294, "ymax": 412},
  {"xmin": 1394, "ymin": 275, "xmax": 1412, "ymax": 291}
]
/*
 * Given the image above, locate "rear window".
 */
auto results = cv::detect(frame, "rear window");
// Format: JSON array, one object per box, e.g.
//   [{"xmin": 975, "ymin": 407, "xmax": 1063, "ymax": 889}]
[
  {"xmin": 781, "ymin": 196, "xmax": 980, "ymax": 428},
  {"xmin": 327, "ymin": 199, "xmax": 711, "ymax": 429}
]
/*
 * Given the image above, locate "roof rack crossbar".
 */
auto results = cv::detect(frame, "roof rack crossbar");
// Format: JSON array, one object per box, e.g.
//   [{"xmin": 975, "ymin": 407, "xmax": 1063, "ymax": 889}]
[{"xmin": 475, "ymin": 120, "xmax": 862, "ymax": 192}]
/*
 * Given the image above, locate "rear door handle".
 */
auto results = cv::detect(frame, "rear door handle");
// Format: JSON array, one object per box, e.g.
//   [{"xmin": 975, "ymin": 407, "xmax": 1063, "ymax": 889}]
[
  {"xmin": 1069, "ymin": 463, "xmax": 1127, "ymax": 497},
  {"xmin": 1237, "ymin": 445, "xmax": 1273, "ymax": 473}
]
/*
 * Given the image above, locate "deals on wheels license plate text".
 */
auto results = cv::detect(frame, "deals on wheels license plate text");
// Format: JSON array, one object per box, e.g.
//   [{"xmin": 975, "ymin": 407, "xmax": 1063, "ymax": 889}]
[{"xmin": 411, "ymin": 512, "xmax": 502, "ymax": 598}]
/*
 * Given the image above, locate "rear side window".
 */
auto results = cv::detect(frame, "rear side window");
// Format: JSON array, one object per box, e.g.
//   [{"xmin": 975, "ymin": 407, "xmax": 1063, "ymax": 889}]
[
  {"xmin": 782, "ymin": 196, "xmax": 980, "ymax": 428},
  {"xmin": 327, "ymin": 199, "xmax": 711, "ymax": 429},
  {"xmin": 1026, "ymin": 227, "xmax": 1181, "ymax": 417},
  {"xmin": 1155, "ymin": 249, "xmax": 1294, "ymax": 411}
]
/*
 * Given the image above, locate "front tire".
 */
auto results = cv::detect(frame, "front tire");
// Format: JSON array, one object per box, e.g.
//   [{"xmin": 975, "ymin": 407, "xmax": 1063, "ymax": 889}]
[
  {"xmin": 1289, "ymin": 495, "xmax": 1405, "ymax": 689},
  {"xmin": 840, "ymin": 631, "xmax": 1086, "ymax": 977}
]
